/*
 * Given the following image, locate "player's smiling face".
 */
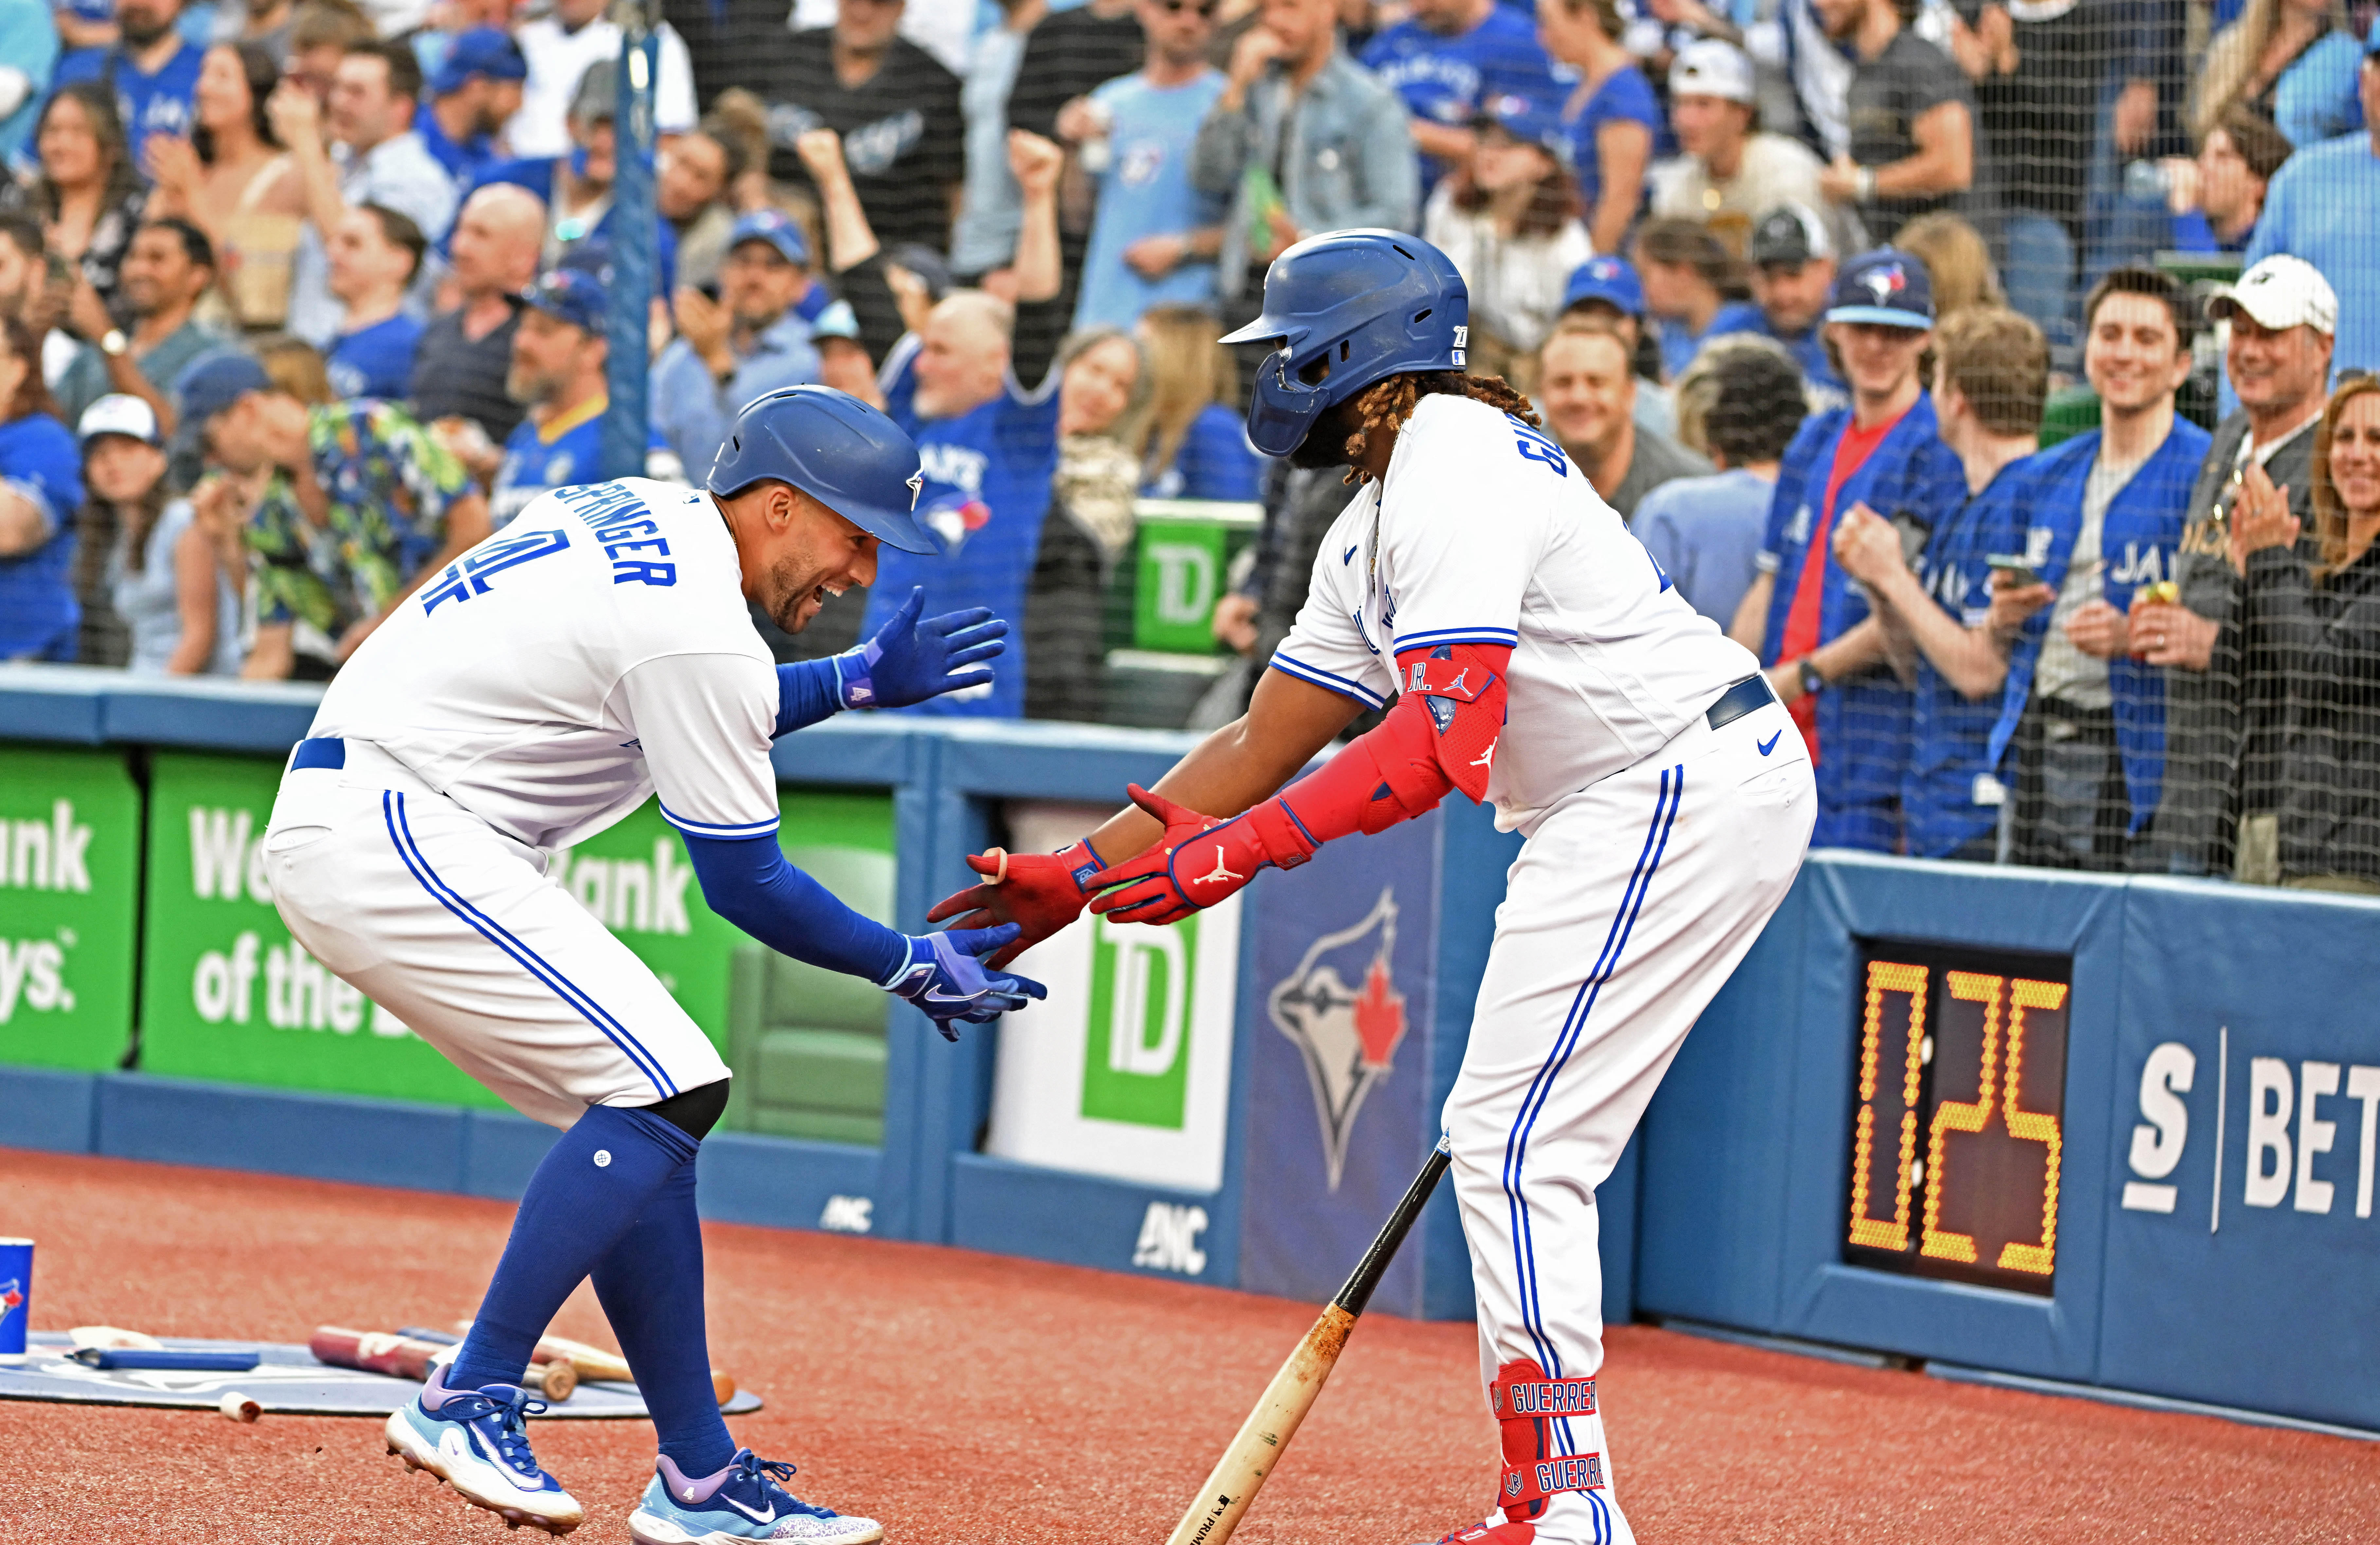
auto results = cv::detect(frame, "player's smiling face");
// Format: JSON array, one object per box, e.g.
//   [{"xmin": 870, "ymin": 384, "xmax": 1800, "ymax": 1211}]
[{"xmin": 716, "ymin": 481, "xmax": 882, "ymax": 633}]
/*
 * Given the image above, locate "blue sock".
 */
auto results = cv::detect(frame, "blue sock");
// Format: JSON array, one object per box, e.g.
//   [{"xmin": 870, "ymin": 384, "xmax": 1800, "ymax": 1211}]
[
  {"xmin": 447, "ymin": 1103, "xmax": 699, "ymax": 1392},
  {"xmin": 591, "ymin": 1161, "xmax": 736, "ymax": 1476}
]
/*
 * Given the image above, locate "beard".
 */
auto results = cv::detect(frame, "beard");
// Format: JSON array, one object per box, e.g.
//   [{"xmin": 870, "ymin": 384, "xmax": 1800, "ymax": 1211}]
[
  {"xmin": 763, "ymin": 550, "xmax": 841, "ymax": 634},
  {"xmin": 118, "ymin": 7, "xmax": 172, "ymax": 45},
  {"xmin": 1285, "ymin": 398, "xmax": 1360, "ymax": 470}
]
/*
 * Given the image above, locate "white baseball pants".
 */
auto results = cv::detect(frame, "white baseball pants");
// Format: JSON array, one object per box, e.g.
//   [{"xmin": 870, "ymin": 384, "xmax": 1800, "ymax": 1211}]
[
  {"xmin": 1444, "ymin": 699, "xmax": 1815, "ymax": 1544},
  {"xmin": 263, "ymin": 745, "xmax": 730, "ymax": 1131}
]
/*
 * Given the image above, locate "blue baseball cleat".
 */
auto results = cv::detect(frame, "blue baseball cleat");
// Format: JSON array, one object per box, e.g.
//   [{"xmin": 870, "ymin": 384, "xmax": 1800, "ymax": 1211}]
[
  {"xmin": 384, "ymin": 1364, "xmax": 585, "ymax": 1534},
  {"xmin": 629, "ymin": 1448, "xmax": 884, "ymax": 1544}
]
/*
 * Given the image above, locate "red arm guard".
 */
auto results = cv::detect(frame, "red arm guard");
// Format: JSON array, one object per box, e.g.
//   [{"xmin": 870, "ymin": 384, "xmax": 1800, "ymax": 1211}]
[{"xmin": 1277, "ymin": 642, "xmax": 1511, "ymax": 844}]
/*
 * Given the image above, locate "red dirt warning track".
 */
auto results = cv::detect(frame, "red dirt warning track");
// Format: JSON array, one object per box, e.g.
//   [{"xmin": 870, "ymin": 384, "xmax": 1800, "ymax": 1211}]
[{"xmin": 1, "ymin": 1147, "xmax": 2373, "ymax": 1543}]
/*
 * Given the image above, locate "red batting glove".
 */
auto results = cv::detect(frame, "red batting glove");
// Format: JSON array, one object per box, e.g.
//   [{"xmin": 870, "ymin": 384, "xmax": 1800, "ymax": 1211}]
[
  {"xmin": 924, "ymin": 841, "xmax": 1104, "ymax": 969},
  {"xmin": 1086, "ymin": 784, "xmax": 1316, "ymax": 926}
]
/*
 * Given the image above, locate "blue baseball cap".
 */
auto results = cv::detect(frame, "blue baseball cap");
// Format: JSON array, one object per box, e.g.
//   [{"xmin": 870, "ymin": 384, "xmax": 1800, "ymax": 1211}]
[
  {"xmin": 176, "ymin": 352, "xmax": 275, "ymax": 425},
  {"xmin": 431, "ymin": 28, "xmax": 527, "ymax": 96},
  {"xmin": 520, "ymin": 266, "xmax": 606, "ymax": 333},
  {"xmin": 728, "ymin": 209, "xmax": 810, "ymax": 268},
  {"xmin": 1826, "ymin": 248, "xmax": 1934, "ymax": 329},
  {"xmin": 1471, "ymin": 90, "xmax": 1565, "ymax": 155},
  {"xmin": 1562, "ymin": 254, "xmax": 1645, "ymax": 318}
]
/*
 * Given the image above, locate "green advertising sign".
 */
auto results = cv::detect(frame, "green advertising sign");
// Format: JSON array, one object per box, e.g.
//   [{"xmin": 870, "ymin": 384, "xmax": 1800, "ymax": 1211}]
[
  {"xmin": 139, "ymin": 751, "xmax": 892, "ymax": 1109},
  {"xmin": 0, "ymin": 744, "xmax": 140, "ymax": 1071},
  {"xmin": 1131, "ymin": 501, "xmax": 1260, "ymax": 656},
  {"xmin": 1081, "ymin": 911, "xmax": 1202, "ymax": 1130}
]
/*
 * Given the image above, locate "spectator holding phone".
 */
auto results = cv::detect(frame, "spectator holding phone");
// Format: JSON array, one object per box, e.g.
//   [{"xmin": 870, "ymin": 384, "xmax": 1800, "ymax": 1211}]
[{"xmin": 1988, "ymin": 267, "xmax": 2210, "ymax": 870}]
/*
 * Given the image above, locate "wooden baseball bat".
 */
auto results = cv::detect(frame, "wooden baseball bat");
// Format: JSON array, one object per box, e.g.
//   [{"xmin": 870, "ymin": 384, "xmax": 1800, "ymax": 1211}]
[
  {"xmin": 310, "ymin": 1327, "xmax": 576, "ymax": 1402},
  {"xmin": 454, "ymin": 1320, "xmax": 738, "ymax": 1407},
  {"xmin": 1163, "ymin": 1139, "xmax": 1453, "ymax": 1545}
]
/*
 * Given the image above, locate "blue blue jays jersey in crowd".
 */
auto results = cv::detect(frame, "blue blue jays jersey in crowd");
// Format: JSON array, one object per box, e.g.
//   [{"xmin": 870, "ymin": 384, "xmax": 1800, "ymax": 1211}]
[
  {"xmin": 0, "ymin": 412, "xmax": 88, "ymax": 660},
  {"xmin": 492, "ymin": 399, "xmax": 681, "ymax": 528},
  {"xmin": 55, "ymin": 41, "xmax": 204, "ymax": 172},
  {"xmin": 1759, "ymin": 397, "xmax": 1967, "ymax": 851},
  {"xmin": 327, "ymin": 315, "xmax": 424, "ymax": 403},
  {"xmin": 1361, "ymin": 8, "xmax": 1559, "ymax": 183},
  {"xmin": 1986, "ymin": 419, "xmax": 2212, "ymax": 833},
  {"xmin": 1902, "ymin": 463, "xmax": 2024, "ymax": 859},
  {"xmin": 864, "ymin": 337, "xmax": 1062, "ymax": 720},
  {"xmin": 417, "ymin": 109, "xmax": 501, "ymax": 189}
]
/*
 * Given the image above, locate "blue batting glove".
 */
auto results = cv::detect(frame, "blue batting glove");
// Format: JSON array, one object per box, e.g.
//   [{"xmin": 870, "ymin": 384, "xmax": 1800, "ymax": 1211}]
[
  {"xmin": 836, "ymin": 587, "xmax": 1011, "ymax": 709},
  {"xmin": 879, "ymin": 923, "xmax": 1049, "ymax": 1038}
]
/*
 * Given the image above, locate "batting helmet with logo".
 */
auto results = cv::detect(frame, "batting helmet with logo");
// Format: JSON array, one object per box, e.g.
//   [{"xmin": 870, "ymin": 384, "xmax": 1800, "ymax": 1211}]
[
  {"xmin": 706, "ymin": 385, "xmax": 936, "ymax": 553},
  {"xmin": 1220, "ymin": 230, "xmax": 1471, "ymax": 458}
]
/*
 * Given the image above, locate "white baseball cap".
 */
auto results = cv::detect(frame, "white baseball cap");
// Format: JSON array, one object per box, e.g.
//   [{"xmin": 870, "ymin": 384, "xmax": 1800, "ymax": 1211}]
[
  {"xmin": 2208, "ymin": 254, "xmax": 2337, "ymax": 337},
  {"xmin": 77, "ymin": 393, "xmax": 160, "ymax": 446},
  {"xmin": 1669, "ymin": 39, "xmax": 1756, "ymax": 105}
]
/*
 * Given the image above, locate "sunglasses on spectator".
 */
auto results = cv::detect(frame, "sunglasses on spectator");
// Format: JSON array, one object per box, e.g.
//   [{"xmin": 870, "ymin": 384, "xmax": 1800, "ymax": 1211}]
[{"xmin": 1156, "ymin": 0, "xmax": 1218, "ymax": 14}]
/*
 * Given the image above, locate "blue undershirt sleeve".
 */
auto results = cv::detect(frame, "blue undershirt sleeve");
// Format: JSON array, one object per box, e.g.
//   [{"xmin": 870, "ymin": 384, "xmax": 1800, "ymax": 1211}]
[
  {"xmin": 773, "ymin": 656, "xmax": 846, "ymax": 737},
  {"xmin": 679, "ymin": 831, "xmax": 909, "ymax": 984}
]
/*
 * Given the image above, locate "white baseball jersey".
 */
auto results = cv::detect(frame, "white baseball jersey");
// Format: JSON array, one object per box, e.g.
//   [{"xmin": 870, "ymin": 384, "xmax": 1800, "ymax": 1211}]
[
  {"xmin": 308, "ymin": 478, "xmax": 781, "ymax": 854},
  {"xmin": 1270, "ymin": 393, "xmax": 1759, "ymax": 831}
]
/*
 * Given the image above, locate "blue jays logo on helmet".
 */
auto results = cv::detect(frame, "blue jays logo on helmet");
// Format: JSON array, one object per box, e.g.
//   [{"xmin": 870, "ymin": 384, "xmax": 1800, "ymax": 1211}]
[
  {"xmin": 1265, "ymin": 888, "xmax": 1409, "ymax": 1189},
  {"xmin": 1219, "ymin": 230, "xmax": 1470, "ymax": 459}
]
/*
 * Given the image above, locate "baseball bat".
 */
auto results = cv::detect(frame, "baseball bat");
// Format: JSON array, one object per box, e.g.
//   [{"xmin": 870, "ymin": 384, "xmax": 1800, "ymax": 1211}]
[
  {"xmin": 454, "ymin": 1320, "xmax": 738, "ymax": 1407},
  {"xmin": 1163, "ymin": 1138, "xmax": 1453, "ymax": 1545},
  {"xmin": 310, "ymin": 1327, "xmax": 577, "ymax": 1401}
]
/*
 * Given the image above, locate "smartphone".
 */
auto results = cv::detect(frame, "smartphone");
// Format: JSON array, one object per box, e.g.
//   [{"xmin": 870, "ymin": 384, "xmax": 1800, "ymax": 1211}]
[{"xmin": 1986, "ymin": 554, "xmax": 2037, "ymax": 587}]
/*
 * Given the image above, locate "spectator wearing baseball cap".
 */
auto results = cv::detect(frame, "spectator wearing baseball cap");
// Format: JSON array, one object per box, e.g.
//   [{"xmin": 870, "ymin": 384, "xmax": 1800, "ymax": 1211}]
[
  {"xmin": 2145, "ymin": 253, "xmax": 2338, "ymax": 879},
  {"xmin": 1743, "ymin": 204, "xmax": 1847, "ymax": 407},
  {"xmin": 181, "ymin": 349, "xmax": 489, "ymax": 681},
  {"xmin": 469, "ymin": 61, "xmax": 682, "ymax": 295},
  {"xmin": 1735, "ymin": 246, "xmax": 1966, "ymax": 852},
  {"xmin": 490, "ymin": 267, "xmax": 683, "ymax": 529},
  {"xmin": 1559, "ymin": 253, "xmax": 1680, "ymax": 437},
  {"xmin": 1989, "ymin": 266, "xmax": 2210, "ymax": 872},
  {"xmin": 1422, "ymin": 92, "xmax": 1592, "ymax": 390},
  {"xmin": 418, "ymin": 28, "xmax": 527, "ymax": 189},
  {"xmin": 76, "ymin": 393, "xmax": 242, "ymax": 677},
  {"xmin": 2242, "ymin": 41, "xmax": 2380, "ymax": 384},
  {"xmin": 652, "ymin": 208, "xmax": 826, "ymax": 479},
  {"xmin": 1360, "ymin": 0, "xmax": 1564, "ymax": 192},
  {"xmin": 1648, "ymin": 40, "xmax": 1831, "ymax": 260}
]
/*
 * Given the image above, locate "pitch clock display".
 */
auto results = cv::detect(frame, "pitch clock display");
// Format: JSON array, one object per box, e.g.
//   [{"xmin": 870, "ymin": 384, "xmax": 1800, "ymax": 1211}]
[{"xmin": 1842, "ymin": 940, "xmax": 2072, "ymax": 1297}]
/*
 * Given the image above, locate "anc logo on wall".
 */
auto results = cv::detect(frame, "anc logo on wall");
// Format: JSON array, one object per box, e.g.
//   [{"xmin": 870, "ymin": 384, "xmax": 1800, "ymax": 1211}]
[{"xmin": 1266, "ymin": 888, "xmax": 1408, "ymax": 1189}]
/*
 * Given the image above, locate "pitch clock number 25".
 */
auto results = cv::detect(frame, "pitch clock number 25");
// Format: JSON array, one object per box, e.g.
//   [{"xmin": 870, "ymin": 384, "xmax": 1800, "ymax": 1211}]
[{"xmin": 1844, "ymin": 941, "xmax": 2072, "ymax": 1296}]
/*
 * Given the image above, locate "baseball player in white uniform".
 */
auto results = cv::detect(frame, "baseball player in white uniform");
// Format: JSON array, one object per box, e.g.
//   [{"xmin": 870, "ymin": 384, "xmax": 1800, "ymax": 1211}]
[
  {"xmin": 264, "ymin": 387, "xmax": 1044, "ymax": 1542},
  {"xmin": 931, "ymin": 233, "xmax": 1815, "ymax": 1544}
]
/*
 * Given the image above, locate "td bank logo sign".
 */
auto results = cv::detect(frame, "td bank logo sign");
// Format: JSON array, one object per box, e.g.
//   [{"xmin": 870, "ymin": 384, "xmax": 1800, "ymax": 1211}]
[{"xmin": 1081, "ymin": 913, "xmax": 1200, "ymax": 1130}]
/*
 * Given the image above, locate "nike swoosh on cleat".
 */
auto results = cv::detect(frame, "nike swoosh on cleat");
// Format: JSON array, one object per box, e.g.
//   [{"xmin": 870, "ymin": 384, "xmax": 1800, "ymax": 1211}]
[{"xmin": 1757, "ymin": 730, "xmax": 1781, "ymax": 756}]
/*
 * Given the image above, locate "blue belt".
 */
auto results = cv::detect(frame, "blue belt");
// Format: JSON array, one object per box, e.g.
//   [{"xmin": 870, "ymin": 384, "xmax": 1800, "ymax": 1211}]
[
  {"xmin": 1704, "ymin": 675, "xmax": 1776, "ymax": 732},
  {"xmin": 291, "ymin": 736, "xmax": 346, "ymax": 771}
]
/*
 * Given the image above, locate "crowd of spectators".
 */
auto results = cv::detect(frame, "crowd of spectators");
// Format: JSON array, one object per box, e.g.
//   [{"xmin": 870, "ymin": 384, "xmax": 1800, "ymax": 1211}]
[{"xmin": 0, "ymin": 0, "xmax": 2374, "ymax": 885}]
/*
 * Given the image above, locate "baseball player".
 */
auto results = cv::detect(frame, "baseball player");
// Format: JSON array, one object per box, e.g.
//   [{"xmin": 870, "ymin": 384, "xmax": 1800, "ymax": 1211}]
[
  {"xmin": 931, "ymin": 231, "xmax": 1815, "ymax": 1545},
  {"xmin": 263, "ymin": 386, "xmax": 1043, "ymax": 1542}
]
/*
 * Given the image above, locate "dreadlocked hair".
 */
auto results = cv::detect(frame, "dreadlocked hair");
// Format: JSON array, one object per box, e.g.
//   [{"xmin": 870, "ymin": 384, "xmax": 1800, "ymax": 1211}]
[{"xmin": 1341, "ymin": 371, "xmax": 1541, "ymax": 484}]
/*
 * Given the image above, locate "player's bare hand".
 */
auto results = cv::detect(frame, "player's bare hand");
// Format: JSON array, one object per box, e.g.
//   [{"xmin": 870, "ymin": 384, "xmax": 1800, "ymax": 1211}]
[
  {"xmin": 926, "ymin": 844, "xmax": 1102, "ymax": 966},
  {"xmin": 838, "ymin": 586, "xmax": 1009, "ymax": 708},
  {"xmin": 1007, "ymin": 130, "xmax": 1064, "ymax": 201},
  {"xmin": 1830, "ymin": 502, "xmax": 1905, "ymax": 585}
]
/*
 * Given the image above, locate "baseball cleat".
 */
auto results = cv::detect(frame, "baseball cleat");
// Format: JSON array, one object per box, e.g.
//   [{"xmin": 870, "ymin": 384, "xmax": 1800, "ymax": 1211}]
[
  {"xmin": 384, "ymin": 1365, "xmax": 585, "ymax": 1534},
  {"xmin": 629, "ymin": 1448, "xmax": 884, "ymax": 1544}
]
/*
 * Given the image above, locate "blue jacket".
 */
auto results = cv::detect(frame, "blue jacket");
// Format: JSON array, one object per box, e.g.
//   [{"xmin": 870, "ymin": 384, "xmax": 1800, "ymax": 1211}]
[
  {"xmin": 0, "ymin": 414, "xmax": 89, "ymax": 660},
  {"xmin": 1903, "ymin": 463, "xmax": 2025, "ymax": 858},
  {"xmin": 1759, "ymin": 397, "xmax": 1966, "ymax": 850},
  {"xmin": 1986, "ymin": 419, "xmax": 2213, "ymax": 833}
]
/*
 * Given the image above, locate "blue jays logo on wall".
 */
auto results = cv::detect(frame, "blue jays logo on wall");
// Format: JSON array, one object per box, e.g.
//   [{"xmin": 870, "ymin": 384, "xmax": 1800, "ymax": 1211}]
[
  {"xmin": 1266, "ymin": 888, "xmax": 1408, "ymax": 1190},
  {"xmin": 924, "ymin": 494, "xmax": 992, "ymax": 554}
]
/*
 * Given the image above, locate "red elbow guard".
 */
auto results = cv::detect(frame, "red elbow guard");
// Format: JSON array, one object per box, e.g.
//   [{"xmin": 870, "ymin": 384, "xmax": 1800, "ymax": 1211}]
[{"xmin": 1276, "ymin": 643, "xmax": 1511, "ymax": 845}]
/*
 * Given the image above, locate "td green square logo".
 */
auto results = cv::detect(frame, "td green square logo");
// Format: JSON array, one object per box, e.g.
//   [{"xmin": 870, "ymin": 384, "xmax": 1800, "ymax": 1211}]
[{"xmin": 1081, "ymin": 912, "xmax": 1198, "ymax": 1130}]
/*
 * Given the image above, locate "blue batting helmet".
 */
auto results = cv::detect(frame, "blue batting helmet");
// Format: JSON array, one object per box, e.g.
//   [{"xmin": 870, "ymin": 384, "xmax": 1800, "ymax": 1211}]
[
  {"xmin": 1219, "ymin": 230, "xmax": 1470, "ymax": 458},
  {"xmin": 706, "ymin": 386, "xmax": 935, "ymax": 554}
]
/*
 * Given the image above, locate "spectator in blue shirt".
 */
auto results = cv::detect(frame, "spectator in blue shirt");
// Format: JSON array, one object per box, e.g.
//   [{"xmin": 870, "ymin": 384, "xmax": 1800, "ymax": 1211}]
[
  {"xmin": 1745, "ymin": 203, "xmax": 1848, "ymax": 408},
  {"xmin": 2169, "ymin": 106, "xmax": 2292, "ymax": 257},
  {"xmin": 324, "ymin": 202, "xmax": 425, "ymax": 401},
  {"xmin": 53, "ymin": 0, "xmax": 207, "ymax": 175},
  {"xmin": 652, "ymin": 209, "xmax": 824, "ymax": 478},
  {"xmin": 2242, "ymin": 37, "xmax": 2380, "ymax": 380},
  {"xmin": 416, "ymin": 27, "xmax": 524, "ymax": 190},
  {"xmin": 491, "ymin": 266, "xmax": 680, "ymax": 527},
  {"xmin": 1536, "ymin": 0, "xmax": 1657, "ymax": 254},
  {"xmin": 1633, "ymin": 216, "xmax": 1764, "ymax": 381},
  {"xmin": 1133, "ymin": 303, "xmax": 1260, "ymax": 500},
  {"xmin": 0, "ymin": 0, "xmax": 61, "ymax": 165},
  {"xmin": 1635, "ymin": 337, "xmax": 1807, "ymax": 629},
  {"xmin": 1361, "ymin": 0, "xmax": 1558, "ymax": 189},
  {"xmin": 0, "ymin": 314, "xmax": 90, "ymax": 661},
  {"xmin": 1833, "ymin": 306, "xmax": 2051, "ymax": 860},
  {"xmin": 1066, "ymin": 0, "xmax": 1230, "ymax": 334},
  {"xmin": 470, "ymin": 58, "xmax": 676, "ymax": 294}
]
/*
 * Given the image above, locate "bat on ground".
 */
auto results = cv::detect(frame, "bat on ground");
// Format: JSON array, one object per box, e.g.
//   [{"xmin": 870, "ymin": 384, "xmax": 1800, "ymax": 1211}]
[
  {"xmin": 309, "ymin": 1326, "xmax": 577, "ymax": 1401},
  {"xmin": 453, "ymin": 1319, "xmax": 738, "ymax": 1407},
  {"xmin": 1164, "ymin": 1138, "xmax": 1452, "ymax": 1545}
]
